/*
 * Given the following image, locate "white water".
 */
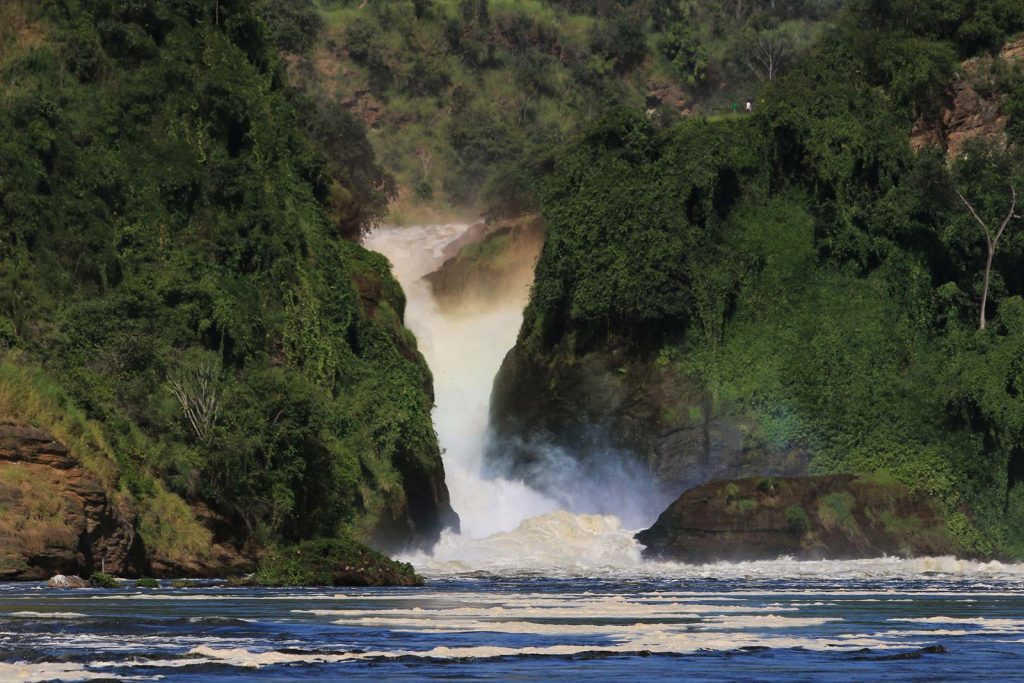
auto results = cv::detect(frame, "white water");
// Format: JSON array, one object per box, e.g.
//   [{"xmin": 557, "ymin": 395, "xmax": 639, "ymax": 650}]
[
  {"xmin": 364, "ymin": 224, "xmax": 559, "ymax": 540},
  {"xmin": 364, "ymin": 223, "xmax": 1024, "ymax": 580}
]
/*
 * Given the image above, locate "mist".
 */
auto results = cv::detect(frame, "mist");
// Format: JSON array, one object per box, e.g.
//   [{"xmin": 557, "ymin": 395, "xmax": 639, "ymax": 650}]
[{"xmin": 364, "ymin": 222, "xmax": 666, "ymax": 568}]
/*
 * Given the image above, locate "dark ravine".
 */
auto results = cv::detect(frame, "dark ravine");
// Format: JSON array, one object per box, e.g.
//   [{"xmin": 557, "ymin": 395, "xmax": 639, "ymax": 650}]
[{"xmin": 636, "ymin": 474, "xmax": 961, "ymax": 563}]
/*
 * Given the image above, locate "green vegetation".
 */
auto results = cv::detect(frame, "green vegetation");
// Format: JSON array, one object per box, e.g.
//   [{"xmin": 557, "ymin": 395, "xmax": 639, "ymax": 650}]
[
  {"xmin": 785, "ymin": 505, "xmax": 810, "ymax": 534},
  {"xmin": 89, "ymin": 572, "xmax": 119, "ymax": 588},
  {"xmin": 256, "ymin": 0, "xmax": 846, "ymax": 216},
  {"xmin": 255, "ymin": 537, "xmax": 424, "ymax": 586},
  {"xmin": 136, "ymin": 577, "xmax": 160, "ymax": 588},
  {"xmin": 0, "ymin": 0, "xmax": 453, "ymax": 572},
  {"xmin": 516, "ymin": 1, "xmax": 1024, "ymax": 556}
]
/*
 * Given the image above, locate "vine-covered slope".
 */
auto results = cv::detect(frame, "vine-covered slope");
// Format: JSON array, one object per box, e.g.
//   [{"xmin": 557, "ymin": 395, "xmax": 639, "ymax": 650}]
[
  {"xmin": 490, "ymin": 1, "xmax": 1024, "ymax": 558},
  {"xmin": 0, "ymin": 0, "xmax": 456, "ymax": 577}
]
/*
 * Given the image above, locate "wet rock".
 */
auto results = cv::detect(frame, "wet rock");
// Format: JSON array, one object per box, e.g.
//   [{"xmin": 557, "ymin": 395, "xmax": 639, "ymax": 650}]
[
  {"xmin": 487, "ymin": 346, "xmax": 810, "ymax": 511},
  {"xmin": 424, "ymin": 216, "xmax": 544, "ymax": 311},
  {"xmin": 47, "ymin": 574, "xmax": 89, "ymax": 589},
  {"xmin": 255, "ymin": 538, "xmax": 424, "ymax": 587},
  {"xmin": 635, "ymin": 474, "xmax": 960, "ymax": 562}
]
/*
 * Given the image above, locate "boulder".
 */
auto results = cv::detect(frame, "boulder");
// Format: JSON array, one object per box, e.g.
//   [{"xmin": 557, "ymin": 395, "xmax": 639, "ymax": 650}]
[
  {"xmin": 425, "ymin": 216, "xmax": 544, "ymax": 311},
  {"xmin": 47, "ymin": 574, "xmax": 89, "ymax": 589},
  {"xmin": 255, "ymin": 538, "xmax": 424, "ymax": 587},
  {"xmin": 635, "ymin": 474, "xmax": 960, "ymax": 562}
]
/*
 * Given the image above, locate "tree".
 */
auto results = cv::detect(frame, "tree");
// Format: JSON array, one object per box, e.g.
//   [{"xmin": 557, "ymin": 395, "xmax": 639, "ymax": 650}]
[
  {"xmin": 952, "ymin": 147, "xmax": 1023, "ymax": 330},
  {"xmin": 742, "ymin": 28, "xmax": 793, "ymax": 81},
  {"xmin": 168, "ymin": 356, "xmax": 223, "ymax": 443}
]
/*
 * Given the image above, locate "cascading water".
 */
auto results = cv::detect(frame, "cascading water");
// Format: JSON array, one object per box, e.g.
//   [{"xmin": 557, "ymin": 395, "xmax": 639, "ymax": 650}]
[
  {"xmin": 364, "ymin": 223, "xmax": 1024, "ymax": 580},
  {"xmin": 364, "ymin": 223, "xmax": 647, "ymax": 573}
]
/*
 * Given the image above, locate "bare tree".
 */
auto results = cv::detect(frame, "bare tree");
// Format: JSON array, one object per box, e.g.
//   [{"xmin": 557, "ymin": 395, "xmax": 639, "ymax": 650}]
[
  {"xmin": 415, "ymin": 148, "xmax": 433, "ymax": 177},
  {"xmin": 168, "ymin": 357, "xmax": 222, "ymax": 442},
  {"xmin": 743, "ymin": 29, "xmax": 793, "ymax": 82},
  {"xmin": 955, "ymin": 183, "xmax": 1020, "ymax": 330}
]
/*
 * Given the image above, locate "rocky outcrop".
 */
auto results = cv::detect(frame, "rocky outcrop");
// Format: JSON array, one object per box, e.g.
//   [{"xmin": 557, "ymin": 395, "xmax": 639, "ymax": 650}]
[
  {"xmin": 635, "ymin": 474, "xmax": 959, "ymax": 562},
  {"xmin": 645, "ymin": 76, "xmax": 691, "ymax": 115},
  {"xmin": 254, "ymin": 538, "xmax": 424, "ymax": 587},
  {"xmin": 0, "ymin": 421, "xmax": 142, "ymax": 580},
  {"xmin": 911, "ymin": 37, "xmax": 1023, "ymax": 157},
  {"xmin": 425, "ymin": 216, "xmax": 544, "ymax": 311},
  {"xmin": 487, "ymin": 346, "xmax": 810, "ymax": 512}
]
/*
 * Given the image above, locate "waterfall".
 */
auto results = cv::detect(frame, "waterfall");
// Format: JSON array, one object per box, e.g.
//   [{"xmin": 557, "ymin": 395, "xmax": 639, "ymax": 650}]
[{"xmin": 365, "ymin": 223, "xmax": 646, "ymax": 574}]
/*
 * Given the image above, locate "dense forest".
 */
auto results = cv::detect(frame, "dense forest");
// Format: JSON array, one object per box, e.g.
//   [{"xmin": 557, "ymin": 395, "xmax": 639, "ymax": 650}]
[
  {"xmin": 0, "ymin": 0, "xmax": 454, "ymax": 576},
  {"xmin": 259, "ymin": 0, "xmax": 846, "ymax": 218},
  {"xmin": 491, "ymin": 0, "xmax": 1024, "ymax": 557}
]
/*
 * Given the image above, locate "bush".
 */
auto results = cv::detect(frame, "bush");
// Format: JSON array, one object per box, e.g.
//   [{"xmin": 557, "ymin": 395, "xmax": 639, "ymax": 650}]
[
  {"xmin": 255, "ymin": 538, "xmax": 424, "ymax": 587},
  {"xmin": 89, "ymin": 572, "xmax": 119, "ymax": 588}
]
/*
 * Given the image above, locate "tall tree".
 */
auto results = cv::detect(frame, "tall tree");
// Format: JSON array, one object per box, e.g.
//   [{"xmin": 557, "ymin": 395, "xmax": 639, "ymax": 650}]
[{"xmin": 952, "ymin": 147, "xmax": 1023, "ymax": 330}]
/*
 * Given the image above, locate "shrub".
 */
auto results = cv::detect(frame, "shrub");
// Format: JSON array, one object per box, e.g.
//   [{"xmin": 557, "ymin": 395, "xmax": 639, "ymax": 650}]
[
  {"xmin": 89, "ymin": 572, "xmax": 119, "ymax": 588},
  {"xmin": 256, "ymin": 538, "xmax": 424, "ymax": 587}
]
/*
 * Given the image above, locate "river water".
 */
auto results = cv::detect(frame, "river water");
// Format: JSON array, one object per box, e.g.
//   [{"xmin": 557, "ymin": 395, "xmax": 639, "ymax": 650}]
[
  {"xmin": 4, "ymin": 224, "xmax": 1023, "ymax": 681},
  {"xmin": 3, "ymin": 566, "xmax": 1024, "ymax": 681}
]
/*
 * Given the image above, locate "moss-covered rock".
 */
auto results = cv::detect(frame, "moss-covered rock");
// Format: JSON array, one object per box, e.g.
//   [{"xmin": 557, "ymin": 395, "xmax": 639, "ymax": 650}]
[
  {"xmin": 89, "ymin": 572, "xmax": 119, "ymax": 588},
  {"xmin": 424, "ymin": 217, "xmax": 544, "ymax": 311},
  {"xmin": 255, "ymin": 538, "xmax": 424, "ymax": 587},
  {"xmin": 636, "ymin": 474, "xmax": 962, "ymax": 562}
]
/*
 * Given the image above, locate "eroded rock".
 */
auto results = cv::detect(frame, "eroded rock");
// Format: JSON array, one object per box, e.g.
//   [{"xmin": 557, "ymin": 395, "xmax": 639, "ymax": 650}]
[
  {"xmin": 910, "ymin": 37, "xmax": 1023, "ymax": 157},
  {"xmin": 635, "ymin": 474, "xmax": 960, "ymax": 562},
  {"xmin": 0, "ymin": 421, "xmax": 141, "ymax": 580}
]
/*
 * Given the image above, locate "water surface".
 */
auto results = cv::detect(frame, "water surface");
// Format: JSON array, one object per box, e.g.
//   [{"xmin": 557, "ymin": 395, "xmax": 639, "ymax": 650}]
[{"xmin": 3, "ymin": 558, "xmax": 1024, "ymax": 681}]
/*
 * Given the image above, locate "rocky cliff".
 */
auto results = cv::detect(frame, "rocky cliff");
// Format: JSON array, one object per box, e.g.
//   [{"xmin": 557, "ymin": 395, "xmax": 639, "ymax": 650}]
[
  {"xmin": 488, "ymin": 343, "xmax": 810, "ymax": 511},
  {"xmin": 636, "ymin": 474, "xmax": 960, "ymax": 562},
  {"xmin": 0, "ymin": 422, "xmax": 140, "ymax": 580},
  {"xmin": 425, "ymin": 216, "xmax": 544, "ymax": 311},
  {"xmin": 911, "ymin": 38, "xmax": 1023, "ymax": 157}
]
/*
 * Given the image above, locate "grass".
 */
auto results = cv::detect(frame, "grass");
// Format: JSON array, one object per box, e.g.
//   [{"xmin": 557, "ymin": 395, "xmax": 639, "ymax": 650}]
[
  {"xmin": 0, "ymin": 353, "xmax": 119, "ymax": 491},
  {"xmin": 137, "ymin": 482, "xmax": 213, "ymax": 567},
  {"xmin": 0, "ymin": 465, "xmax": 79, "ymax": 567}
]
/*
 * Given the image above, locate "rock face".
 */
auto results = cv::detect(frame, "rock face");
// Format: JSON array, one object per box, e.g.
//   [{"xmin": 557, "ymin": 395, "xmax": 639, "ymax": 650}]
[
  {"xmin": 911, "ymin": 38, "xmax": 1023, "ymax": 157},
  {"xmin": 635, "ymin": 474, "xmax": 959, "ymax": 563},
  {"xmin": 425, "ymin": 216, "xmax": 544, "ymax": 311},
  {"xmin": 488, "ymin": 346, "xmax": 810, "ymax": 513},
  {"xmin": 0, "ymin": 421, "xmax": 142, "ymax": 580}
]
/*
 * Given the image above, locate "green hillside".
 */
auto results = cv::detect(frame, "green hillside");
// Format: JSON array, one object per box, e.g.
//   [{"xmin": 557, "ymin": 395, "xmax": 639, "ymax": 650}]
[
  {"xmin": 0, "ymin": 0, "xmax": 454, "ymax": 574},
  {"xmin": 259, "ymin": 0, "xmax": 844, "ymax": 219},
  {"xmin": 490, "ymin": 1, "xmax": 1024, "ymax": 557}
]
